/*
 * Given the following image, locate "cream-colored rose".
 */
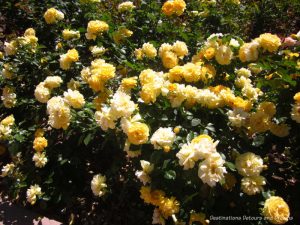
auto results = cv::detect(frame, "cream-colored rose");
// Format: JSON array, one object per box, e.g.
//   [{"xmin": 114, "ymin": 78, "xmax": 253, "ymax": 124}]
[{"xmin": 235, "ymin": 152, "xmax": 264, "ymax": 177}]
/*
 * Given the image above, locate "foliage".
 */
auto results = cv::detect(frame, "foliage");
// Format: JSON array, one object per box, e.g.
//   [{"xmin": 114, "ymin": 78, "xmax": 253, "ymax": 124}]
[{"xmin": 0, "ymin": 0, "xmax": 300, "ymax": 225}]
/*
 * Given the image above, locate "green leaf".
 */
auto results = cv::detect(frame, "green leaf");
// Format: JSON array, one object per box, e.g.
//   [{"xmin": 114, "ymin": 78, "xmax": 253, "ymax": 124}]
[
  {"xmin": 84, "ymin": 133, "xmax": 93, "ymax": 146},
  {"xmin": 187, "ymin": 132, "xmax": 196, "ymax": 142},
  {"xmin": 225, "ymin": 161, "xmax": 236, "ymax": 171},
  {"xmin": 164, "ymin": 170, "xmax": 176, "ymax": 180},
  {"xmin": 191, "ymin": 118, "xmax": 201, "ymax": 127},
  {"xmin": 183, "ymin": 192, "xmax": 199, "ymax": 204},
  {"xmin": 252, "ymin": 135, "xmax": 265, "ymax": 147}
]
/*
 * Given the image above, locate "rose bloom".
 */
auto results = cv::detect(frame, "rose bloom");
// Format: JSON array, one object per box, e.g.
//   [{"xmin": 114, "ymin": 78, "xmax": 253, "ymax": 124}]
[
  {"xmin": 173, "ymin": 0, "xmax": 186, "ymax": 16},
  {"xmin": 263, "ymin": 196, "xmax": 290, "ymax": 224},
  {"xmin": 62, "ymin": 29, "xmax": 80, "ymax": 40},
  {"xmin": 34, "ymin": 82, "xmax": 51, "ymax": 103},
  {"xmin": 127, "ymin": 122, "xmax": 149, "ymax": 145},
  {"xmin": 121, "ymin": 77, "xmax": 138, "ymax": 90},
  {"xmin": 241, "ymin": 176, "xmax": 266, "ymax": 195},
  {"xmin": 150, "ymin": 127, "xmax": 176, "ymax": 150},
  {"xmin": 142, "ymin": 43, "xmax": 157, "ymax": 58},
  {"xmin": 172, "ymin": 41, "xmax": 188, "ymax": 57},
  {"xmin": 44, "ymin": 76, "xmax": 63, "ymax": 89},
  {"xmin": 162, "ymin": 1, "xmax": 174, "ymax": 16},
  {"xmin": 86, "ymin": 20, "xmax": 109, "ymax": 40},
  {"xmin": 283, "ymin": 37, "xmax": 297, "ymax": 47},
  {"xmin": 235, "ymin": 152, "xmax": 264, "ymax": 177},
  {"xmin": 1, "ymin": 115, "xmax": 15, "ymax": 127},
  {"xmin": 91, "ymin": 174, "xmax": 107, "ymax": 197},
  {"xmin": 162, "ymin": 51, "xmax": 178, "ymax": 69},
  {"xmin": 33, "ymin": 137, "xmax": 48, "ymax": 152},
  {"xmin": 258, "ymin": 33, "xmax": 281, "ymax": 53},
  {"xmin": 204, "ymin": 47, "xmax": 216, "ymax": 60},
  {"xmin": 239, "ymin": 41, "xmax": 260, "ymax": 62},
  {"xmin": 215, "ymin": 45, "xmax": 233, "ymax": 65},
  {"xmin": 118, "ymin": 1, "xmax": 135, "ymax": 12},
  {"xmin": 63, "ymin": 89, "xmax": 85, "ymax": 109},
  {"xmin": 44, "ymin": 8, "xmax": 64, "ymax": 24}
]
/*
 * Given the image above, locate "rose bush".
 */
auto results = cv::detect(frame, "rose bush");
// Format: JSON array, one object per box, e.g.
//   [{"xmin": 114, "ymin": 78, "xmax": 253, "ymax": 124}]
[{"xmin": 0, "ymin": 0, "xmax": 300, "ymax": 225}]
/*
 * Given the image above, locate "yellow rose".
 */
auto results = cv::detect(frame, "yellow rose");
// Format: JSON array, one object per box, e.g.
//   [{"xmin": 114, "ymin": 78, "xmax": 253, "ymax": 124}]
[
  {"xmin": 66, "ymin": 49, "xmax": 79, "ymax": 62},
  {"xmin": 134, "ymin": 48, "xmax": 144, "ymax": 60},
  {"xmin": 168, "ymin": 66, "xmax": 184, "ymax": 82},
  {"xmin": 293, "ymin": 92, "xmax": 300, "ymax": 103},
  {"xmin": 87, "ymin": 20, "xmax": 109, "ymax": 34},
  {"xmin": 127, "ymin": 122, "xmax": 149, "ymax": 145},
  {"xmin": 113, "ymin": 28, "xmax": 133, "ymax": 44},
  {"xmin": 162, "ymin": 51, "xmax": 178, "ymax": 69},
  {"xmin": 192, "ymin": 134, "xmax": 212, "ymax": 144},
  {"xmin": 203, "ymin": 47, "xmax": 216, "ymax": 60},
  {"xmin": 142, "ymin": 43, "xmax": 157, "ymax": 58},
  {"xmin": 172, "ymin": 40, "xmax": 188, "ymax": 57},
  {"xmin": 44, "ymin": 8, "xmax": 64, "ymax": 24},
  {"xmin": 86, "ymin": 20, "xmax": 109, "ymax": 40},
  {"xmin": 258, "ymin": 33, "xmax": 281, "ymax": 53},
  {"xmin": 62, "ymin": 29, "xmax": 80, "ymax": 40},
  {"xmin": 33, "ymin": 137, "xmax": 48, "ymax": 152},
  {"xmin": 158, "ymin": 196, "xmax": 180, "ymax": 218},
  {"xmin": 173, "ymin": 0, "xmax": 186, "ymax": 16},
  {"xmin": 121, "ymin": 77, "xmax": 138, "ymax": 90},
  {"xmin": 235, "ymin": 152, "xmax": 263, "ymax": 177},
  {"xmin": 162, "ymin": 1, "xmax": 174, "ymax": 16},
  {"xmin": 257, "ymin": 102, "xmax": 276, "ymax": 117},
  {"xmin": 1, "ymin": 115, "xmax": 15, "ymax": 126},
  {"xmin": 215, "ymin": 45, "xmax": 233, "ymax": 65},
  {"xmin": 118, "ymin": 2, "xmax": 136, "ymax": 12},
  {"xmin": 140, "ymin": 86, "xmax": 158, "ymax": 104},
  {"xmin": 88, "ymin": 75, "xmax": 105, "ymax": 92},
  {"xmin": 263, "ymin": 196, "xmax": 290, "ymax": 224},
  {"xmin": 269, "ymin": 123, "xmax": 290, "ymax": 137},
  {"xmin": 24, "ymin": 28, "xmax": 36, "ymax": 37},
  {"xmin": 34, "ymin": 129, "xmax": 45, "ymax": 138},
  {"xmin": 239, "ymin": 41, "xmax": 260, "ymax": 62}
]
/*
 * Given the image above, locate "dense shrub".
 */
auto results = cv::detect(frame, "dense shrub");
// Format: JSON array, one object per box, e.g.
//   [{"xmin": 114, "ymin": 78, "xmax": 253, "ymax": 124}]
[{"xmin": 0, "ymin": 1, "xmax": 300, "ymax": 225}]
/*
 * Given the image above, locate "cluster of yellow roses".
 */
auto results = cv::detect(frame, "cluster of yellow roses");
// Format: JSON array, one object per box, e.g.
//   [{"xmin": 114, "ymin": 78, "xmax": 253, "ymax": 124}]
[
  {"xmin": 4, "ymin": 28, "xmax": 38, "ymax": 56},
  {"xmin": 85, "ymin": 20, "xmax": 109, "ymax": 40},
  {"xmin": 0, "ymin": 115, "xmax": 15, "ymax": 141},
  {"xmin": 291, "ymin": 92, "xmax": 300, "ymax": 123},
  {"xmin": 159, "ymin": 41, "xmax": 189, "ymax": 69},
  {"xmin": 59, "ymin": 48, "xmax": 79, "ymax": 70},
  {"xmin": 195, "ymin": 33, "xmax": 282, "ymax": 66},
  {"xmin": 32, "ymin": 129, "xmax": 48, "ymax": 168},
  {"xmin": 162, "ymin": 0, "xmax": 186, "ymax": 16},
  {"xmin": 0, "ymin": 2, "xmax": 297, "ymax": 224},
  {"xmin": 44, "ymin": 8, "xmax": 64, "ymax": 24},
  {"xmin": 177, "ymin": 134, "xmax": 226, "ymax": 187},
  {"xmin": 1, "ymin": 28, "xmax": 39, "ymax": 109},
  {"xmin": 140, "ymin": 186, "xmax": 180, "ymax": 220},
  {"xmin": 235, "ymin": 152, "xmax": 266, "ymax": 195}
]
